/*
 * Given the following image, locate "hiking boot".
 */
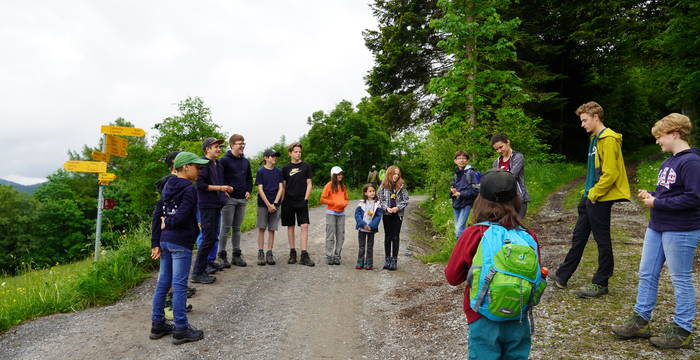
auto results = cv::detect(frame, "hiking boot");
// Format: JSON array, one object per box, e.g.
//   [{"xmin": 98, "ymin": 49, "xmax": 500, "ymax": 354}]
[
  {"xmin": 150, "ymin": 320, "xmax": 174, "ymax": 340},
  {"xmin": 549, "ymin": 273, "xmax": 567, "ymax": 289},
  {"xmin": 288, "ymin": 249, "xmax": 298, "ymax": 264},
  {"xmin": 299, "ymin": 251, "xmax": 315, "ymax": 267},
  {"xmin": 650, "ymin": 323, "xmax": 693, "ymax": 349},
  {"xmin": 209, "ymin": 261, "xmax": 224, "ymax": 271},
  {"xmin": 257, "ymin": 250, "xmax": 266, "ymax": 266},
  {"xmin": 205, "ymin": 264, "xmax": 218, "ymax": 275},
  {"xmin": 266, "ymin": 250, "xmax": 276, "ymax": 265},
  {"xmin": 218, "ymin": 250, "xmax": 231, "ymax": 268},
  {"xmin": 191, "ymin": 273, "xmax": 216, "ymax": 284},
  {"xmin": 231, "ymin": 249, "xmax": 247, "ymax": 267},
  {"xmin": 389, "ymin": 257, "xmax": 397, "ymax": 271},
  {"xmin": 576, "ymin": 283, "xmax": 608, "ymax": 298},
  {"xmin": 333, "ymin": 256, "xmax": 341, "ymax": 265},
  {"xmin": 187, "ymin": 287, "xmax": 197, "ymax": 298},
  {"xmin": 612, "ymin": 313, "xmax": 651, "ymax": 339},
  {"xmin": 326, "ymin": 256, "xmax": 334, "ymax": 265},
  {"xmin": 383, "ymin": 257, "xmax": 390, "ymax": 270},
  {"xmin": 172, "ymin": 325, "xmax": 204, "ymax": 345}
]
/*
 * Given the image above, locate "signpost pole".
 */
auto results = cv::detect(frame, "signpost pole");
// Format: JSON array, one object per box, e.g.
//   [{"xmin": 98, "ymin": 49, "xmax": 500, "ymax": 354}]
[{"xmin": 94, "ymin": 134, "xmax": 106, "ymax": 262}]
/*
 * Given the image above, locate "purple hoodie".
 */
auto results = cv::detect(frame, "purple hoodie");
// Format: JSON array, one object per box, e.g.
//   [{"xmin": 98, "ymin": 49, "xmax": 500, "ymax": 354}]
[{"xmin": 649, "ymin": 147, "xmax": 700, "ymax": 232}]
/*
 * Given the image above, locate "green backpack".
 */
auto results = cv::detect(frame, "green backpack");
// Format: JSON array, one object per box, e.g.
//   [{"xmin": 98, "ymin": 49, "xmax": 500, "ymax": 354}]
[{"xmin": 468, "ymin": 222, "xmax": 546, "ymax": 322}]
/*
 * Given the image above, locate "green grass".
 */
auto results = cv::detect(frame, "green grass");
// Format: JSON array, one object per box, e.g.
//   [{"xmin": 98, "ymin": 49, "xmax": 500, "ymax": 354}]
[
  {"xmin": 563, "ymin": 183, "xmax": 585, "ymax": 210},
  {"xmin": 419, "ymin": 161, "xmax": 585, "ymax": 264},
  {"xmin": 0, "ymin": 226, "xmax": 157, "ymax": 333}
]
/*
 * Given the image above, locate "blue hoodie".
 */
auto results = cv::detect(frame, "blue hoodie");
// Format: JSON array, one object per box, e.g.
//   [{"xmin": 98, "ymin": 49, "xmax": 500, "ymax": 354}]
[
  {"xmin": 649, "ymin": 148, "xmax": 700, "ymax": 232},
  {"xmin": 220, "ymin": 150, "xmax": 253, "ymax": 199},
  {"xmin": 450, "ymin": 166, "xmax": 479, "ymax": 209},
  {"xmin": 151, "ymin": 176, "xmax": 199, "ymax": 249}
]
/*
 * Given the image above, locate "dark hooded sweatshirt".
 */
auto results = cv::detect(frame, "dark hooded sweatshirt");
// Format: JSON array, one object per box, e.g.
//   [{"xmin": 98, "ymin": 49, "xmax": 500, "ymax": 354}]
[
  {"xmin": 151, "ymin": 176, "xmax": 199, "ymax": 249},
  {"xmin": 196, "ymin": 156, "xmax": 226, "ymax": 209},
  {"xmin": 219, "ymin": 150, "xmax": 253, "ymax": 199},
  {"xmin": 649, "ymin": 147, "xmax": 700, "ymax": 232}
]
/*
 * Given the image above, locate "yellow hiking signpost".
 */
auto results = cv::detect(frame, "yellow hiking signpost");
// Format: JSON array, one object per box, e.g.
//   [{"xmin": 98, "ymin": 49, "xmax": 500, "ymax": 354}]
[{"xmin": 64, "ymin": 125, "xmax": 145, "ymax": 261}]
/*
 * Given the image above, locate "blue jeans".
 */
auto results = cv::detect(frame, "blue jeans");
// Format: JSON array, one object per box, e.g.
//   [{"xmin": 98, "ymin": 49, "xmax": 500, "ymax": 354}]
[
  {"xmin": 634, "ymin": 227, "xmax": 700, "ymax": 332},
  {"xmin": 454, "ymin": 206, "xmax": 471, "ymax": 241},
  {"xmin": 152, "ymin": 242, "xmax": 193, "ymax": 329},
  {"xmin": 468, "ymin": 317, "xmax": 531, "ymax": 360}
]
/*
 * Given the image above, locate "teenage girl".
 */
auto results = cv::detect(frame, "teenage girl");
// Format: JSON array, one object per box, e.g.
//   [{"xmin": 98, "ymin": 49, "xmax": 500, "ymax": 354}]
[
  {"xmin": 354, "ymin": 184, "xmax": 384, "ymax": 270},
  {"xmin": 378, "ymin": 165, "xmax": 409, "ymax": 270},
  {"xmin": 320, "ymin": 166, "xmax": 349, "ymax": 265}
]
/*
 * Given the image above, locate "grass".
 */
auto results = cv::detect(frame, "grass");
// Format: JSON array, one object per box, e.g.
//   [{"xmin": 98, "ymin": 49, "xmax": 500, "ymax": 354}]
[
  {"xmin": 0, "ymin": 226, "xmax": 157, "ymax": 334},
  {"xmin": 418, "ymin": 161, "xmax": 586, "ymax": 264}
]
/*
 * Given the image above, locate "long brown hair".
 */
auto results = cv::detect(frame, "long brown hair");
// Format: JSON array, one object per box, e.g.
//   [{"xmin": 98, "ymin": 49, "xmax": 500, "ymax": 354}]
[
  {"xmin": 470, "ymin": 194, "xmax": 524, "ymax": 229},
  {"xmin": 331, "ymin": 172, "xmax": 346, "ymax": 193},
  {"xmin": 380, "ymin": 165, "xmax": 405, "ymax": 191}
]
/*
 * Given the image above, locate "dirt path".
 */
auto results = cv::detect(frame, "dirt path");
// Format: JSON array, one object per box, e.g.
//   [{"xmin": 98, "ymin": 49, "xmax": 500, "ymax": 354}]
[{"xmin": 0, "ymin": 197, "xmax": 432, "ymax": 360}]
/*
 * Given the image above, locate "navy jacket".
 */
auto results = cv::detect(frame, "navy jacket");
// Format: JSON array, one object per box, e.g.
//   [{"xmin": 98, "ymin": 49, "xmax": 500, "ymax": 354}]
[
  {"xmin": 649, "ymin": 148, "xmax": 700, "ymax": 232},
  {"xmin": 151, "ymin": 177, "xmax": 199, "ymax": 249},
  {"xmin": 196, "ymin": 157, "xmax": 226, "ymax": 209},
  {"xmin": 451, "ymin": 166, "xmax": 479, "ymax": 209},
  {"xmin": 220, "ymin": 151, "xmax": 253, "ymax": 199}
]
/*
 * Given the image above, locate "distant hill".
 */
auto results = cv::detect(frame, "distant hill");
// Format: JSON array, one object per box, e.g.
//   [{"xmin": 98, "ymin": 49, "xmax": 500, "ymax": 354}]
[{"xmin": 0, "ymin": 178, "xmax": 46, "ymax": 194}]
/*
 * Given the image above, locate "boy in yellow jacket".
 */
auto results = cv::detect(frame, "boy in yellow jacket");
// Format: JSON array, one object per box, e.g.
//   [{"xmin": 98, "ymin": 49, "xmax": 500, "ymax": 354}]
[{"xmin": 551, "ymin": 101, "xmax": 631, "ymax": 298}]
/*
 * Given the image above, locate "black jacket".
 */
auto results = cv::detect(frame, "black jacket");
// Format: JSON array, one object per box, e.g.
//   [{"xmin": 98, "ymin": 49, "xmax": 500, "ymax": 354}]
[
  {"xmin": 151, "ymin": 177, "xmax": 199, "ymax": 249},
  {"xmin": 220, "ymin": 151, "xmax": 253, "ymax": 199}
]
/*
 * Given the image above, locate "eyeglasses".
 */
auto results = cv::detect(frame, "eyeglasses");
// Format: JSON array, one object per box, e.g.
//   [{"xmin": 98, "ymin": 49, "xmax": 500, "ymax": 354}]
[{"xmin": 233, "ymin": 142, "xmax": 246, "ymax": 146}]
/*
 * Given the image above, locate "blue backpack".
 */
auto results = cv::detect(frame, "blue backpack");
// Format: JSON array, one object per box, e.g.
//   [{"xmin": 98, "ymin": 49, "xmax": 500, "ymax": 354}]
[
  {"xmin": 467, "ymin": 222, "xmax": 546, "ymax": 322},
  {"xmin": 468, "ymin": 168, "xmax": 481, "ymax": 188}
]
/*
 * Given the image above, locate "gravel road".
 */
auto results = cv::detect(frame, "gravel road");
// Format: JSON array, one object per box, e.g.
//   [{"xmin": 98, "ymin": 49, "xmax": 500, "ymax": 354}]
[{"xmin": 0, "ymin": 196, "xmax": 451, "ymax": 360}]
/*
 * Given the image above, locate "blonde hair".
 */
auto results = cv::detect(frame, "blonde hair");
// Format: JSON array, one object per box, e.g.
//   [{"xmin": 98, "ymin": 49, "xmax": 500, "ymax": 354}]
[
  {"xmin": 575, "ymin": 101, "xmax": 604, "ymax": 121},
  {"xmin": 651, "ymin": 113, "xmax": 692, "ymax": 142}
]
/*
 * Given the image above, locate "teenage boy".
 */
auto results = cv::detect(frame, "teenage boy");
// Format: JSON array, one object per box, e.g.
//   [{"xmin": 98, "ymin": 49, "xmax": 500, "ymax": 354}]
[
  {"xmin": 218, "ymin": 134, "xmax": 253, "ymax": 268},
  {"xmin": 281, "ymin": 143, "xmax": 315, "ymax": 266},
  {"xmin": 255, "ymin": 149, "xmax": 284, "ymax": 265},
  {"xmin": 551, "ymin": 101, "xmax": 631, "ymax": 298},
  {"xmin": 450, "ymin": 150, "xmax": 479, "ymax": 240},
  {"xmin": 191, "ymin": 138, "xmax": 232, "ymax": 284}
]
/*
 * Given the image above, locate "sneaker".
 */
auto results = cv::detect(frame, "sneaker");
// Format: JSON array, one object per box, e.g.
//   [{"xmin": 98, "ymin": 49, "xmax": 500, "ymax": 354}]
[
  {"xmin": 218, "ymin": 251, "xmax": 231, "ymax": 268},
  {"xmin": 149, "ymin": 320, "xmax": 174, "ymax": 340},
  {"xmin": 172, "ymin": 325, "xmax": 204, "ymax": 345},
  {"xmin": 266, "ymin": 250, "xmax": 276, "ymax": 265},
  {"xmin": 191, "ymin": 273, "xmax": 216, "ymax": 284},
  {"xmin": 612, "ymin": 313, "xmax": 651, "ymax": 339},
  {"xmin": 333, "ymin": 256, "xmax": 341, "ymax": 265},
  {"xmin": 364, "ymin": 265, "xmax": 373, "ymax": 270},
  {"xmin": 383, "ymin": 257, "xmax": 390, "ymax": 270},
  {"xmin": 549, "ymin": 273, "xmax": 567, "ymax": 289},
  {"xmin": 650, "ymin": 323, "xmax": 693, "ymax": 349},
  {"xmin": 389, "ymin": 257, "xmax": 397, "ymax": 271},
  {"xmin": 187, "ymin": 287, "xmax": 197, "ymax": 298},
  {"xmin": 231, "ymin": 249, "xmax": 247, "ymax": 267},
  {"xmin": 205, "ymin": 264, "xmax": 218, "ymax": 275},
  {"xmin": 299, "ymin": 251, "xmax": 315, "ymax": 267},
  {"xmin": 209, "ymin": 261, "xmax": 224, "ymax": 271},
  {"xmin": 576, "ymin": 283, "xmax": 609, "ymax": 298},
  {"xmin": 288, "ymin": 249, "xmax": 298, "ymax": 264},
  {"xmin": 257, "ymin": 250, "xmax": 266, "ymax": 266},
  {"xmin": 327, "ymin": 256, "xmax": 334, "ymax": 265},
  {"xmin": 355, "ymin": 263, "xmax": 363, "ymax": 270}
]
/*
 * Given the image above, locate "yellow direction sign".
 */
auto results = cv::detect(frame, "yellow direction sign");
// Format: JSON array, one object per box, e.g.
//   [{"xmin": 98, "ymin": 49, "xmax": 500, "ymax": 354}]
[
  {"xmin": 98, "ymin": 173, "xmax": 117, "ymax": 182},
  {"xmin": 101, "ymin": 125, "xmax": 145, "ymax": 137},
  {"xmin": 64, "ymin": 160, "xmax": 107, "ymax": 173},
  {"xmin": 92, "ymin": 151, "xmax": 110, "ymax": 162},
  {"xmin": 105, "ymin": 135, "xmax": 128, "ymax": 157}
]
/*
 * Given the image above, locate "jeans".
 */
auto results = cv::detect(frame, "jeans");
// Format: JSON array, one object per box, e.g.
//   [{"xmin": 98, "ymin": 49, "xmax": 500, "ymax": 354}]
[
  {"xmin": 383, "ymin": 214, "xmax": 402, "ymax": 258},
  {"xmin": 219, "ymin": 197, "xmax": 247, "ymax": 253},
  {"xmin": 556, "ymin": 198, "xmax": 614, "ymax": 287},
  {"xmin": 357, "ymin": 231, "xmax": 375, "ymax": 266},
  {"xmin": 454, "ymin": 206, "xmax": 471, "ymax": 240},
  {"xmin": 325, "ymin": 214, "xmax": 346, "ymax": 258},
  {"xmin": 634, "ymin": 227, "xmax": 700, "ymax": 332},
  {"xmin": 152, "ymin": 242, "xmax": 192, "ymax": 330},
  {"xmin": 468, "ymin": 317, "xmax": 531, "ymax": 360},
  {"xmin": 193, "ymin": 208, "xmax": 221, "ymax": 275}
]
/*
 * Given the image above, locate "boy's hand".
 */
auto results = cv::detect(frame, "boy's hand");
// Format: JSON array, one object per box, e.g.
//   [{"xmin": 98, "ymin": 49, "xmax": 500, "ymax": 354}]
[
  {"xmin": 638, "ymin": 189, "xmax": 650, "ymax": 200},
  {"xmin": 245, "ymin": 192, "xmax": 250, "ymax": 199},
  {"xmin": 268, "ymin": 204, "xmax": 277, "ymax": 213},
  {"xmin": 642, "ymin": 195, "xmax": 655, "ymax": 208},
  {"xmin": 160, "ymin": 216, "xmax": 166, "ymax": 230},
  {"xmin": 450, "ymin": 187, "xmax": 459, "ymax": 197},
  {"xmin": 151, "ymin": 247, "xmax": 161, "ymax": 260}
]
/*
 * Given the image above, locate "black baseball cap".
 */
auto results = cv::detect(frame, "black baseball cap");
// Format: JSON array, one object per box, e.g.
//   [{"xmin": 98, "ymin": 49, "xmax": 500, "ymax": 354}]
[
  {"xmin": 263, "ymin": 149, "xmax": 281, "ymax": 157},
  {"xmin": 202, "ymin": 137, "xmax": 224, "ymax": 152},
  {"xmin": 164, "ymin": 151, "xmax": 181, "ymax": 169},
  {"xmin": 480, "ymin": 169, "xmax": 517, "ymax": 203}
]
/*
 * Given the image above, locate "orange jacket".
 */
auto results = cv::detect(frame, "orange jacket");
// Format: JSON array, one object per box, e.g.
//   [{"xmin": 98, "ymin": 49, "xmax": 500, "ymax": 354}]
[{"xmin": 320, "ymin": 182, "xmax": 348, "ymax": 212}]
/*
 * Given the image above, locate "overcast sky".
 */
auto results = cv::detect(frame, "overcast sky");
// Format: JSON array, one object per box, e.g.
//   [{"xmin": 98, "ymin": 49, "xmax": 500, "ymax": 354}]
[{"xmin": 0, "ymin": 1, "xmax": 377, "ymax": 185}]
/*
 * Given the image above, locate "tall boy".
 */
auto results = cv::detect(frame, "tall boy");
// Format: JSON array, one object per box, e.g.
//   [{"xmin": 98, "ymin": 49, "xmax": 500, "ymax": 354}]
[
  {"xmin": 218, "ymin": 134, "xmax": 253, "ymax": 268},
  {"xmin": 450, "ymin": 150, "xmax": 479, "ymax": 240},
  {"xmin": 281, "ymin": 143, "xmax": 315, "ymax": 266},
  {"xmin": 552, "ymin": 101, "xmax": 631, "ymax": 298},
  {"xmin": 255, "ymin": 149, "xmax": 284, "ymax": 265},
  {"xmin": 191, "ymin": 138, "xmax": 233, "ymax": 284}
]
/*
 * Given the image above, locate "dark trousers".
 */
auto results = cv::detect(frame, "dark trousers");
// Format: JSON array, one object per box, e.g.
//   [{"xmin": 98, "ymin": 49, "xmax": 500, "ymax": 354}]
[
  {"xmin": 556, "ymin": 198, "xmax": 614, "ymax": 287},
  {"xmin": 357, "ymin": 231, "xmax": 375, "ymax": 266},
  {"xmin": 193, "ymin": 208, "xmax": 221, "ymax": 275},
  {"xmin": 383, "ymin": 214, "xmax": 402, "ymax": 258}
]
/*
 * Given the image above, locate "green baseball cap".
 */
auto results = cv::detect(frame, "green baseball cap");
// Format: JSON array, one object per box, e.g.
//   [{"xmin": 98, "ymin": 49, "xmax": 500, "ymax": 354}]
[{"xmin": 173, "ymin": 152, "xmax": 209, "ymax": 169}]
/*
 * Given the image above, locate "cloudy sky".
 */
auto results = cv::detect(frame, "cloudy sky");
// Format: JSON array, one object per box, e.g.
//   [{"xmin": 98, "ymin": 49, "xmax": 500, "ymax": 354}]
[{"xmin": 0, "ymin": 1, "xmax": 377, "ymax": 185}]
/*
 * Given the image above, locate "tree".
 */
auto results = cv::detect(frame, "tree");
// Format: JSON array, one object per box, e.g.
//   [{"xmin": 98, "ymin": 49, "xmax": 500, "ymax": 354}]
[
  {"xmin": 152, "ymin": 96, "xmax": 226, "ymax": 157},
  {"xmin": 0, "ymin": 186, "xmax": 37, "ymax": 273}
]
